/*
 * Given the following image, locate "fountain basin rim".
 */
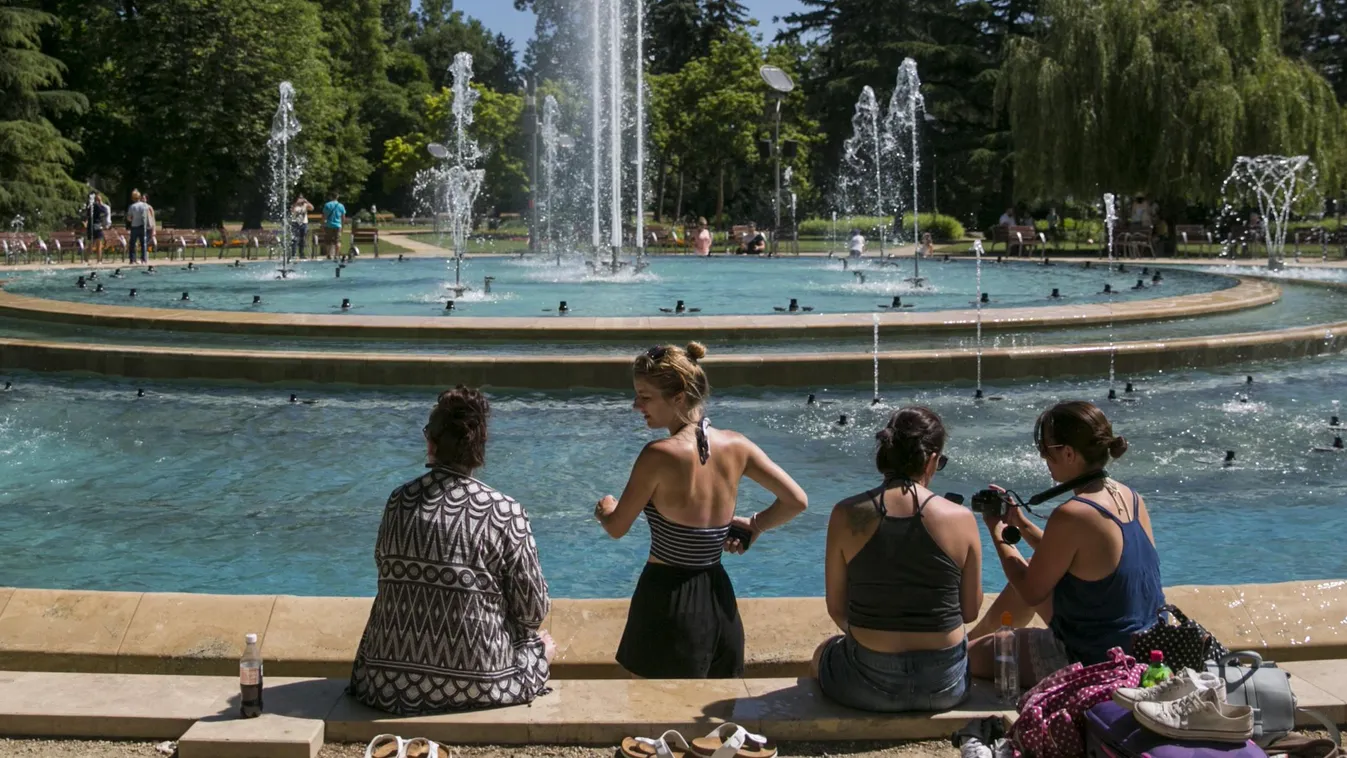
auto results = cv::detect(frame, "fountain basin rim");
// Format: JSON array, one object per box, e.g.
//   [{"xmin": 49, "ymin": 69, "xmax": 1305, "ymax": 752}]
[{"xmin": 0, "ymin": 276, "xmax": 1278, "ymax": 342}]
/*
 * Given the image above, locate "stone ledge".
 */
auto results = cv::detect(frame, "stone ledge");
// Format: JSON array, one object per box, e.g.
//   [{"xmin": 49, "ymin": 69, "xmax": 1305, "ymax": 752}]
[
  {"xmin": 0, "ymin": 274, "xmax": 1272, "ymax": 342},
  {"xmin": 0, "ymin": 581, "xmax": 1343, "ymax": 680},
  {"xmin": 0, "ymin": 670, "xmax": 1341, "ymax": 749}
]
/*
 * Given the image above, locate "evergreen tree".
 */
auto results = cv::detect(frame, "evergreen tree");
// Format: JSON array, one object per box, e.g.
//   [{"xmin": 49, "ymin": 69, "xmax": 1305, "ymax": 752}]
[
  {"xmin": 650, "ymin": 0, "xmax": 704, "ymax": 73},
  {"xmin": 1284, "ymin": 0, "xmax": 1347, "ymax": 104}
]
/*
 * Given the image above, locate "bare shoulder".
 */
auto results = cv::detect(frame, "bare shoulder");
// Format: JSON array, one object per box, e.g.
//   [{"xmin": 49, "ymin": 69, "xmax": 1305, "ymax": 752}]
[
  {"xmin": 831, "ymin": 491, "xmax": 881, "ymax": 537},
  {"xmin": 924, "ymin": 494, "xmax": 976, "ymax": 525}
]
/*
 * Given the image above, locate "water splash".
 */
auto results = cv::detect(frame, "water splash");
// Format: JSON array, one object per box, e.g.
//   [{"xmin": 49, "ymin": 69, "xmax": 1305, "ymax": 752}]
[
  {"xmin": 973, "ymin": 239, "xmax": 985, "ymax": 397},
  {"xmin": 268, "ymin": 81, "xmax": 303, "ymax": 276},
  {"xmin": 888, "ymin": 59, "xmax": 924, "ymax": 274},
  {"xmin": 1219, "ymin": 156, "xmax": 1319, "ymax": 270},
  {"xmin": 843, "ymin": 87, "xmax": 890, "ymax": 254},
  {"xmin": 1104, "ymin": 193, "xmax": 1118, "ymax": 391},
  {"xmin": 873, "ymin": 312, "xmax": 881, "ymax": 405}
]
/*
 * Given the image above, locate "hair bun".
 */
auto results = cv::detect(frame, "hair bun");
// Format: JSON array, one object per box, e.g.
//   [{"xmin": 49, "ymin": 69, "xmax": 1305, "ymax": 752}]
[
  {"xmin": 685, "ymin": 342, "xmax": 707, "ymax": 362},
  {"xmin": 1108, "ymin": 435, "xmax": 1129, "ymax": 459},
  {"xmin": 875, "ymin": 428, "xmax": 895, "ymax": 445}
]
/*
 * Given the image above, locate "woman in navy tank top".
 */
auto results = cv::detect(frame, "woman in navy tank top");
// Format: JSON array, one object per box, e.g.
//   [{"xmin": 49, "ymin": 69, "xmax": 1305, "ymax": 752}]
[{"xmin": 968, "ymin": 401, "xmax": 1165, "ymax": 686}]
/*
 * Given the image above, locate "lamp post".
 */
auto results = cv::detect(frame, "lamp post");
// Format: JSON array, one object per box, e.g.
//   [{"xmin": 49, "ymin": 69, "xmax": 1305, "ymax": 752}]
[{"xmin": 760, "ymin": 66, "xmax": 796, "ymax": 257}]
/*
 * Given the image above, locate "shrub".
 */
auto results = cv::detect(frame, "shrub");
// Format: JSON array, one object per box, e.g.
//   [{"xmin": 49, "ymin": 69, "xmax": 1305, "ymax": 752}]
[
  {"xmin": 900, "ymin": 213, "xmax": 965, "ymax": 242},
  {"xmin": 797, "ymin": 213, "xmax": 965, "ymax": 241}
]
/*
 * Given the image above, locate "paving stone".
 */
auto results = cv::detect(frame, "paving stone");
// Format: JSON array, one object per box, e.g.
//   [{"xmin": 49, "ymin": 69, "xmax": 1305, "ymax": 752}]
[
  {"xmin": 118, "ymin": 593, "xmax": 277, "ymax": 675},
  {"xmin": 178, "ymin": 714, "xmax": 322, "ymax": 758},
  {"xmin": 0, "ymin": 671, "xmax": 234, "ymax": 739},
  {"xmin": 0, "ymin": 589, "xmax": 143, "ymax": 673}
]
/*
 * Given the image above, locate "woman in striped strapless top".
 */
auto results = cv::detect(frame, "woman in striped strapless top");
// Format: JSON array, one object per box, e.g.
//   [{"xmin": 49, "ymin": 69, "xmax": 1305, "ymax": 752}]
[{"xmin": 595, "ymin": 342, "xmax": 808, "ymax": 678}]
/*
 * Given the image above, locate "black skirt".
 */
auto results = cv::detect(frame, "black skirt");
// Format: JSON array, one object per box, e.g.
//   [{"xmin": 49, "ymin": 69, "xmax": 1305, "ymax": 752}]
[{"xmin": 616, "ymin": 561, "xmax": 745, "ymax": 678}]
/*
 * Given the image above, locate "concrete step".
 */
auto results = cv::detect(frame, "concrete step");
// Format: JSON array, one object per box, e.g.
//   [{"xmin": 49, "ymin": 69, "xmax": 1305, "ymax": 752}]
[{"xmin": 2, "ymin": 581, "xmax": 1344, "ymax": 679}]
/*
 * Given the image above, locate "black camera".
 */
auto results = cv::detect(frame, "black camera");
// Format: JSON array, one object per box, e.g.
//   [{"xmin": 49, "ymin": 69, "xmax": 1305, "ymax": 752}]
[{"xmin": 970, "ymin": 488, "xmax": 1014, "ymax": 518}]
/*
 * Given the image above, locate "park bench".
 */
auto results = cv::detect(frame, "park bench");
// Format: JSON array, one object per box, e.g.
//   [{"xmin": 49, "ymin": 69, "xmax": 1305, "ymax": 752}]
[
  {"xmin": 989, "ymin": 224, "xmax": 1045, "ymax": 256},
  {"xmin": 47, "ymin": 231, "xmax": 86, "ymax": 263},
  {"xmin": 1, "ymin": 233, "xmax": 39, "ymax": 264},
  {"xmin": 351, "ymin": 226, "xmax": 379, "ymax": 257},
  {"xmin": 1175, "ymin": 225, "xmax": 1213, "ymax": 257},
  {"xmin": 1119, "ymin": 223, "xmax": 1155, "ymax": 258}
]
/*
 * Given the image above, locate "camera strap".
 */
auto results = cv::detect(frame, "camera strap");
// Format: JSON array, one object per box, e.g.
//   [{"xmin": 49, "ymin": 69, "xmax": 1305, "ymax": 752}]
[{"xmin": 1026, "ymin": 468, "xmax": 1109, "ymax": 507}]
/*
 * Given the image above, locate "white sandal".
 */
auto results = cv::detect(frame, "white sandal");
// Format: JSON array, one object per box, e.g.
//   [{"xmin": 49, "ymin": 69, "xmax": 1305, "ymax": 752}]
[
  {"xmin": 689, "ymin": 723, "xmax": 776, "ymax": 758},
  {"xmin": 365, "ymin": 734, "xmax": 407, "ymax": 758},
  {"xmin": 404, "ymin": 737, "xmax": 441, "ymax": 758},
  {"xmin": 620, "ymin": 729, "xmax": 694, "ymax": 758}
]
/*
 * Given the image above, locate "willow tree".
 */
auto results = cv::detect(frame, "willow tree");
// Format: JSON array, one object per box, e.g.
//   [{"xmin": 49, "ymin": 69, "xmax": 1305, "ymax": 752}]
[{"xmin": 998, "ymin": 0, "xmax": 1347, "ymax": 204}]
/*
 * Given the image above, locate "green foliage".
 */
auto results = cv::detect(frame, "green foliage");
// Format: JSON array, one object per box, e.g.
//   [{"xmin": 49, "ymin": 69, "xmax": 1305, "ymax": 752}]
[
  {"xmin": 899, "ymin": 213, "xmax": 965, "ymax": 241},
  {"xmin": 0, "ymin": 0, "xmax": 86, "ymax": 226},
  {"xmin": 999, "ymin": 0, "xmax": 1347, "ymax": 203}
]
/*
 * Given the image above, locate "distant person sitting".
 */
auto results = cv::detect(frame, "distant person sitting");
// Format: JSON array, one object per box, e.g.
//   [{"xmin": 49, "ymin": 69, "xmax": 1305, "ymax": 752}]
[
  {"xmin": 998, "ymin": 208, "xmax": 1016, "ymax": 227},
  {"xmin": 743, "ymin": 230, "xmax": 767, "ymax": 255},
  {"xmin": 849, "ymin": 230, "xmax": 866, "ymax": 258},
  {"xmin": 349, "ymin": 386, "xmax": 555, "ymax": 714},
  {"xmin": 694, "ymin": 218, "xmax": 713, "ymax": 257},
  {"xmin": 322, "ymin": 192, "xmax": 346, "ymax": 259},
  {"xmin": 918, "ymin": 232, "xmax": 934, "ymax": 258}
]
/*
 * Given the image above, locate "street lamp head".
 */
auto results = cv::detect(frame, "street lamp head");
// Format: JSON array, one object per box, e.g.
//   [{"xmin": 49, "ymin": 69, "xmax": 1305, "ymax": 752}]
[
  {"xmin": 427, "ymin": 143, "xmax": 449, "ymax": 159},
  {"xmin": 759, "ymin": 65, "xmax": 795, "ymax": 94}
]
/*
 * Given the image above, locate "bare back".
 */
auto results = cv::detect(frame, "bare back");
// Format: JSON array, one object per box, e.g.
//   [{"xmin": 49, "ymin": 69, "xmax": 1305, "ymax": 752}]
[{"xmin": 646, "ymin": 427, "xmax": 751, "ymax": 528}]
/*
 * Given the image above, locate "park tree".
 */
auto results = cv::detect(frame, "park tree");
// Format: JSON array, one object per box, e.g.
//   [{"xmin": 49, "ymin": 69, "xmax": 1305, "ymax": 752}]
[
  {"xmin": 0, "ymin": 0, "xmax": 87, "ymax": 226},
  {"xmin": 1282, "ymin": 0, "xmax": 1347, "ymax": 104},
  {"xmin": 120, "ymin": 0, "xmax": 357, "ymax": 226},
  {"xmin": 999, "ymin": 0, "xmax": 1347, "ymax": 207}
]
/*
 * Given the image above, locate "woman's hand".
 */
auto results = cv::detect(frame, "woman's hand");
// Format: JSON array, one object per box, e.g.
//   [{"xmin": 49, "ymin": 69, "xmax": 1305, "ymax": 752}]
[
  {"xmin": 594, "ymin": 495, "xmax": 618, "ymax": 522},
  {"xmin": 1005, "ymin": 501, "xmax": 1033, "ymax": 532},
  {"xmin": 723, "ymin": 515, "xmax": 758, "ymax": 555}
]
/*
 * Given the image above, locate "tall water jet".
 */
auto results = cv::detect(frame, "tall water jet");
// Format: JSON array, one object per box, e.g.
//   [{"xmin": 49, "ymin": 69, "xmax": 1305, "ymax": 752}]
[
  {"xmin": 541, "ymin": 95, "xmax": 564, "ymax": 265},
  {"xmin": 843, "ymin": 87, "xmax": 889, "ymax": 257},
  {"xmin": 444, "ymin": 53, "xmax": 485, "ymax": 293},
  {"xmin": 633, "ymin": 0, "xmax": 645, "ymax": 258},
  {"xmin": 973, "ymin": 239, "xmax": 985, "ymax": 399},
  {"xmin": 1103, "ymin": 193, "xmax": 1118, "ymax": 394},
  {"xmin": 268, "ymin": 81, "xmax": 303, "ymax": 277},
  {"xmin": 590, "ymin": 0, "xmax": 603, "ymax": 253},
  {"xmin": 887, "ymin": 59, "xmax": 925, "ymax": 283},
  {"xmin": 1220, "ymin": 156, "xmax": 1319, "ymax": 270}
]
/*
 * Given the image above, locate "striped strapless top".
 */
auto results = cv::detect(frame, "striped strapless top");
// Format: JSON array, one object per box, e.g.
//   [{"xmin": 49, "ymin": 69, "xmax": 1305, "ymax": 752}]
[{"xmin": 644, "ymin": 502, "xmax": 730, "ymax": 568}]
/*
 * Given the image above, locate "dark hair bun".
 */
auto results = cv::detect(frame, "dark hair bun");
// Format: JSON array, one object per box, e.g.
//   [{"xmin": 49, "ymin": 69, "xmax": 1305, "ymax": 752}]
[
  {"xmin": 685, "ymin": 342, "xmax": 707, "ymax": 362},
  {"xmin": 875, "ymin": 428, "xmax": 895, "ymax": 445},
  {"xmin": 1108, "ymin": 435, "xmax": 1129, "ymax": 459}
]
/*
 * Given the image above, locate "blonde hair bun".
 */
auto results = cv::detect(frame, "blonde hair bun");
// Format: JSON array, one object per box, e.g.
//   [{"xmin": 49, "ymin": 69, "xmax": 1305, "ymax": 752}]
[{"xmin": 685, "ymin": 342, "xmax": 708, "ymax": 362}]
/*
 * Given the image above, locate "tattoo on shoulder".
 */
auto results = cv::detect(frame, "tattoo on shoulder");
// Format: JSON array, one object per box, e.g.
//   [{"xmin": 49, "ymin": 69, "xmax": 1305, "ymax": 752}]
[{"xmin": 844, "ymin": 501, "xmax": 879, "ymax": 536}]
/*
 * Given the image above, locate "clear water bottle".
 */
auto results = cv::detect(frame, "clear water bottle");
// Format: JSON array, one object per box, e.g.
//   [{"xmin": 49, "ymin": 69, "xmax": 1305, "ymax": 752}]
[
  {"xmin": 994, "ymin": 612, "xmax": 1019, "ymax": 705},
  {"xmin": 240, "ymin": 633, "xmax": 264, "ymax": 718}
]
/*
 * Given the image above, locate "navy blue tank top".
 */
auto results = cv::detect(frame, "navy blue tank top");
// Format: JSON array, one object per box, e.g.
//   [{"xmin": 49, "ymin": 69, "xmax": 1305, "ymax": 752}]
[{"xmin": 1050, "ymin": 487, "xmax": 1165, "ymax": 664}]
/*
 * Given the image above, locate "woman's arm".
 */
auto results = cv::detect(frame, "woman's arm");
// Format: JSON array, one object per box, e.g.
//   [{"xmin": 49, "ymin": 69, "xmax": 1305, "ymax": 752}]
[
  {"xmin": 596, "ymin": 442, "xmax": 662, "ymax": 538},
  {"xmin": 994, "ymin": 507, "xmax": 1081, "ymax": 607},
  {"xmin": 823, "ymin": 504, "xmax": 852, "ymax": 633},
  {"xmin": 741, "ymin": 437, "xmax": 808, "ymax": 533},
  {"xmin": 501, "ymin": 504, "xmax": 550, "ymax": 632},
  {"xmin": 959, "ymin": 509, "xmax": 984, "ymax": 624}
]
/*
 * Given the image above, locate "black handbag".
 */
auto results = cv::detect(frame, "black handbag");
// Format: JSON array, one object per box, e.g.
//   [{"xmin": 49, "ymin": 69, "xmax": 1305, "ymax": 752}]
[{"xmin": 1130, "ymin": 604, "xmax": 1229, "ymax": 671}]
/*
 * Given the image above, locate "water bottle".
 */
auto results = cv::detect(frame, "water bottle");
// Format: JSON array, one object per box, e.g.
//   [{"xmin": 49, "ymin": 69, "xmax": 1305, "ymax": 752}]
[
  {"xmin": 239, "ymin": 633, "xmax": 264, "ymax": 718},
  {"xmin": 994, "ymin": 612, "xmax": 1019, "ymax": 705},
  {"xmin": 1141, "ymin": 650, "xmax": 1174, "ymax": 688}
]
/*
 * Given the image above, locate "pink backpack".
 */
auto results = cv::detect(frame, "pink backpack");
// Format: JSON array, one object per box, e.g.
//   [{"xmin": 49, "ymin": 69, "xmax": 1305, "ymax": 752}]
[{"xmin": 1011, "ymin": 647, "xmax": 1146, "ymax": 758}]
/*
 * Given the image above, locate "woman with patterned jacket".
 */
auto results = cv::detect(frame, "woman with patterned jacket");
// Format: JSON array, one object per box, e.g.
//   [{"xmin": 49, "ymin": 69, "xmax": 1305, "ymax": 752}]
[{"xmin": 350, "ymin": 386, "xmax": 556, "ymax": 714}]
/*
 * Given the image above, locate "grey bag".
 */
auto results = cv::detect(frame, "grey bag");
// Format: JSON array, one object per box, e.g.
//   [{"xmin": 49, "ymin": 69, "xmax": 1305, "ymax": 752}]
[{"xmin": 1207, "ymin": 651, "xmax": 1338, "ymax": 748}]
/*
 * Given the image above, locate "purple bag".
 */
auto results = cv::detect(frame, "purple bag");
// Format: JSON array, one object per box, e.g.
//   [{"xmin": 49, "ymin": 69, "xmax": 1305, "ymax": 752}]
[{"xmin": 1085, "ymin": 701, "xmax": 1267, "ymax": 758}]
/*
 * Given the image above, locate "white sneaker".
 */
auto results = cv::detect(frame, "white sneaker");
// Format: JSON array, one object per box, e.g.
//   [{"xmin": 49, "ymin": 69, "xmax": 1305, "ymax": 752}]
[
  {"xmin": 1134, "ymin": 686, "xmax": 1254, "ymax": 743},
  {"xmin": 1113, "ymin": 668, "xmax": 1224, "ymax": 711}
]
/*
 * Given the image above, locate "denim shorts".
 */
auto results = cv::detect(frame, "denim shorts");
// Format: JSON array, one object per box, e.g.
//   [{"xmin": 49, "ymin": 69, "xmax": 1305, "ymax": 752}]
[{"xmin": 817, "ymin": 635, "xmax": 969, "ymax": 712}]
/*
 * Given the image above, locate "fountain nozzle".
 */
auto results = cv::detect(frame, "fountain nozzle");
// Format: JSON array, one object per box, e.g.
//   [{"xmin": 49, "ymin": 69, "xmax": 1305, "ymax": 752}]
[
  {"xmin": 974, "ymin": 389, "xmax": 984, "ymax": 400},
  {"xmin": 838, "ymin": 414, "xmax": 849, "ymax": 426},
  {"xmin": 445, "ymin": 300, "xmax": 456, "ymax": 311},
  {"xmin": 1050, "ymin": 288, "xmax": 1060, "ymax": 299},
  {"xmin": 807, "ymin": 394, "xmax": 816, "ymax": 405},
  {"xmin": 341, "ymin": 298, "xmax": 351, "ymax": 310},
  {"xmin": 1331, "ymin": 415, "xmax": 1341, "ymax": 428},
  {"xmin": 1108, "ymin": 388, "xmax": 1118, "ymax": 401},
  {"xmin": 1125, "ymin": 382, "xmax": 1134, "ymax": 394},
  {"xmin": 253, "ymin": 295, "xmax": 261, "ymax": 304},
  {"xmin": 1224, "ymin": 450, "xmax": 1237, "ymax": 466}
]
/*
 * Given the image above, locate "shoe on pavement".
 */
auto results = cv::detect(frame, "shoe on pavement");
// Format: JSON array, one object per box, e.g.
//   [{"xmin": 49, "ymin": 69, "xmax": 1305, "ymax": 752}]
[
  {"xmin": 1113, "ymin": 668, "xmax": 1224, "ymax": 711},
  {"xmin": 1134, "ymin": 686, "xmax": 1254, "ymax": 743}
]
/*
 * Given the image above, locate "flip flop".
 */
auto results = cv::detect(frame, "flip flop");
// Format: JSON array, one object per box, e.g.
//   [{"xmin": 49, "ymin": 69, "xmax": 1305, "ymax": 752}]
[
  {"xmin": 619, "ymin": 729, "xmax": 694, "ymax": 758},
  {"xmin": 364, "ymin": 734, "xmax": 406, "ymax": 758},
  {"xmin": 405, "ymin": 737, "xmax": 440, "ymax": 758},
  {"xmin": 689, "ymin": 723, "xmax": 776, "ymax": 758}
]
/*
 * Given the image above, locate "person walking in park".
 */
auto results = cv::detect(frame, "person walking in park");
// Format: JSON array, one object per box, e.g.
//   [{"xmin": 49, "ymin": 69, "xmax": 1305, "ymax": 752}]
[
  {"xmin": 86, "ymin": 192, "xmax": 110, "ymax": 264},
  {"xmin": 694, "ymin": 217, "xmax": 713, "ymax": 256},
  {"xmin": 143, "ymin": 193, "xmax": 157, "ymax": 257},
  {"xmin": 126, "ymin": 190, "xmax": 149, "ymax": 264},
  {"xmin": 322, "ymin": 192, "xmax": 346, "ymax": 259},
  {"xmin": 291, "ymin": 195, "xmax": 313, "ymax": 259}
]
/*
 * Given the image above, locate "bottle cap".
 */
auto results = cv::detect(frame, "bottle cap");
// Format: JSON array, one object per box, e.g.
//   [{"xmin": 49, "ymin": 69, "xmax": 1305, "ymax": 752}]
[
  {"xmin": 245, "ymin": 633, "xmax": 258, "ymax": 644},
  {"xmin": 1150, "ymin": 650, "xmax": 1163, "ymax": 663},
  {"xmin": 1001, "ymin": 612, "xmax": 1013, "ymax": 626}
]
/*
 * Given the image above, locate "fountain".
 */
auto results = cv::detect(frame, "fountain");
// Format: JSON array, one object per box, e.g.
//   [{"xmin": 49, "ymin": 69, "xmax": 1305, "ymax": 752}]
[
  {"xmin": 541, "ymin": 95, "xmax": 565, "ymax": 266},
  {"xmin": 1220, "ymin": 156, "xmax": 1319, "ymax": 270},
  {"xmin": 973, "ymin": 239, "xmax": 985, "ymax": 399},
  {"xmin": 872, "ymin": 312, "xmax": 881, "ymax": 405},
  {"xmin": 1103, "ymin": 193, "xmax": 1119, "ymax": 397},
  {"xmin": 268, "ymin": 82, "xmax": 303, "ymax": 278},
  {"xmin": 842, "ymin": 86, "xmax": 892, "ymax": 257},
  {"xmin": 887, "ymin": 59, "xmax": 925, "ymax": 285}
]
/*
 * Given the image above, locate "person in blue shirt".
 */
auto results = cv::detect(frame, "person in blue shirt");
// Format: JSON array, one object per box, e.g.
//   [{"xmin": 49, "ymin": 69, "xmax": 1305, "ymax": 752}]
[{"xmin": 322, "ymin": 193, "xmax": 346, "ymax": 259}]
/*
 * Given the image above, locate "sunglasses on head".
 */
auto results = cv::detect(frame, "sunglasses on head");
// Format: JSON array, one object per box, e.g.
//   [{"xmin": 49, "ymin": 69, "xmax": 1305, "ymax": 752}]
[{"xmin": 645, "ymin": 345, "xmax": 668, "ymax": 360}]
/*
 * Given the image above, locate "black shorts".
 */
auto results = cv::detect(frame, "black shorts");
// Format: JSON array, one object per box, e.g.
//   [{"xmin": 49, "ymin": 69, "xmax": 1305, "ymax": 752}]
[
  {"xmin": 615, "ymin": 562, "xmax": 744, "ymax": 679},
  {"xmin": 88, "ymin": 228, "xmax": 104, "ymax": 241}
]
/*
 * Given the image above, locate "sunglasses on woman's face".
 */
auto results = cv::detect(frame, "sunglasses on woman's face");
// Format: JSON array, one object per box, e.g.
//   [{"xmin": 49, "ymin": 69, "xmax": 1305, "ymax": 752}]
[{"xmin": 937, "ymin": 455, "xmax": 948, "ymax": 472}]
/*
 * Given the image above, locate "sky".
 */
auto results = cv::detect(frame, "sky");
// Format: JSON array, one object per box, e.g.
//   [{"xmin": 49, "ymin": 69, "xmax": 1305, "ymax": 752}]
[{"xmin": 451, "ymin": 0, "xmax": 809, "ymax": 47}]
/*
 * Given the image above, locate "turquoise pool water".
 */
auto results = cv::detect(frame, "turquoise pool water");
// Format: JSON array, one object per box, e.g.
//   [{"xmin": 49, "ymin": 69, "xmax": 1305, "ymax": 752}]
[
  {"xmin": 2, "ymin": 356, "xmax": 1344, "ymax": 598},
  {"xmin": 4, "ymin": 256, "xmax": 1230, "ymax": 317}
]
